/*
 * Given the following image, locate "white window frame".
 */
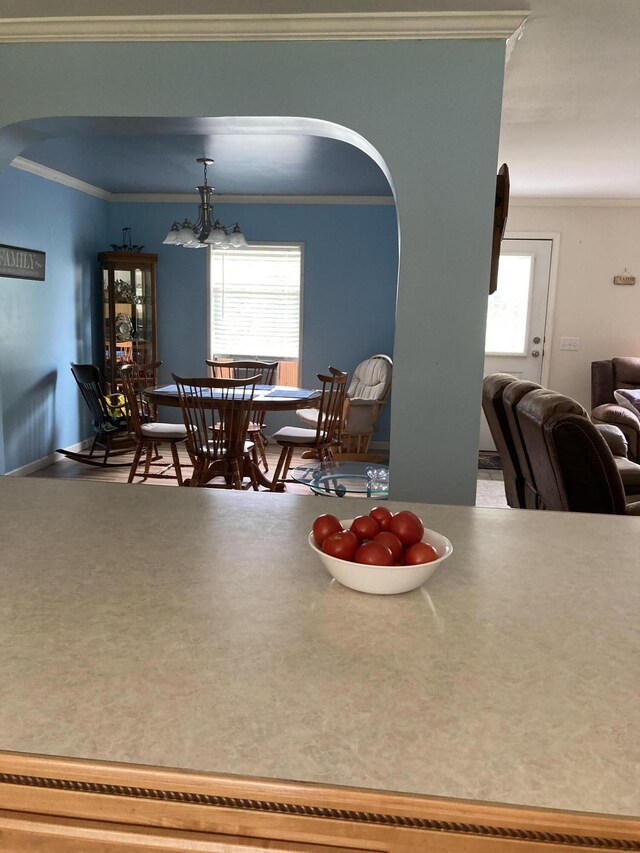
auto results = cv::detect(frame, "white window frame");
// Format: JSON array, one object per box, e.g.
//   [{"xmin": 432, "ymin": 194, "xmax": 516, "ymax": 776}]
[{"xmin": 207, "ymin": 242, "xmax": 304, "ymax": 384}]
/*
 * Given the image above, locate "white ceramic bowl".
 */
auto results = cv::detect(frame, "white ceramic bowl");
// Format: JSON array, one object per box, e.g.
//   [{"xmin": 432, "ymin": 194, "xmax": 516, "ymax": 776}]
[{"xmin": 308, "ymin": 518, "xmax": 453, "ymax": 595}]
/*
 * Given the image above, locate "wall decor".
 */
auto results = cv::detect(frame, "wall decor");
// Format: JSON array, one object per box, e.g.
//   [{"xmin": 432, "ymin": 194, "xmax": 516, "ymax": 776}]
[
  {"xmin": 0, "ymin": 243, "xmax": 46, "ymax": 281},
  {"xmin": 613, "ymin": 269, "xmax": 636, "ymax": 285}
]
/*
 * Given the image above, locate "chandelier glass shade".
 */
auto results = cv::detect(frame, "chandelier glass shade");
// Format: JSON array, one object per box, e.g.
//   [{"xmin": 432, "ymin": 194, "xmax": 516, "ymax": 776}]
[{"xmin": 162, "ymin": 158, "xmax": 247, "ymax": 250}]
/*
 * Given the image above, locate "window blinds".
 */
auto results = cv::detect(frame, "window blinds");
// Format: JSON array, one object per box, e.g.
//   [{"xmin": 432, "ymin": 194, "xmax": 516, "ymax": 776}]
[{"xmin": 210, "ymin": 245, "xmax": 302, "ymax": 360}]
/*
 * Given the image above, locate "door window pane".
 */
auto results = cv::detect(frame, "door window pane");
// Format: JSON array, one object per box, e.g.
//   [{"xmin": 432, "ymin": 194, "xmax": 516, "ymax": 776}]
[{"xmin": 485, "ymin": 255, "xmax": 533, "ymax": 354}]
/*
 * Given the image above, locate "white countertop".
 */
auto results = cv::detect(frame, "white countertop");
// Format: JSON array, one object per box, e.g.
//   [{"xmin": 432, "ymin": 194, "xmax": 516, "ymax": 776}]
[{"xmin": 0, "ymin": 476, "xmax": 638, "ymax": 817}]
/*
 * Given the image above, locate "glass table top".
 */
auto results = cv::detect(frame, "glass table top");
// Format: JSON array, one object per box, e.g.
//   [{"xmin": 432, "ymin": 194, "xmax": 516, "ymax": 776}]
[{"xmin": 291, "ymin": 461, "xmax": 389, "ymax": 498}]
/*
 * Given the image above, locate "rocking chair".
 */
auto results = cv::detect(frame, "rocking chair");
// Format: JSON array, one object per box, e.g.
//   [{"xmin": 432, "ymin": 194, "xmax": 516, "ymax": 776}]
[{"xmin": 56, "ymin": 363, "xmax": 135, "ymax": 467}]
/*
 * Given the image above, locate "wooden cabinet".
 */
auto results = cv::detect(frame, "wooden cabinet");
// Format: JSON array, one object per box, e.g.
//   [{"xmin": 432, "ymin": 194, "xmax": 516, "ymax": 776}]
[{"xmin": 99, "ymin": 251, "xmax": 158, "ymax": 394}]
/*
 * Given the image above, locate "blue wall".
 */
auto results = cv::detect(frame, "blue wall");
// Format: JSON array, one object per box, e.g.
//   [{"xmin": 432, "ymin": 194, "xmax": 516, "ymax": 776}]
[
  {"xmin": 0, "ymin": 167, "xmax": 107, "ymax": 472},
  {"xmin": 0, "ymin": 38, "xmax": 505, "ymax": 502},
  {"xmin": 107, "ymin": 201, "xmax": 398, "ymax": 435},
  {"xmin": 0, "ymin": 167, "xmax": 397, "ymax": 472}
]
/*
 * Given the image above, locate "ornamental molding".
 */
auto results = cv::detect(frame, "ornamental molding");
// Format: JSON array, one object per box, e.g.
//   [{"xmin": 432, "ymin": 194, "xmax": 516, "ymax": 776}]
[
  {"xmin": 0, "ymin": 771, "xmax": 638, "ymax": 850},
  {"xmin": 0, "ymin": 11, "xmax": 527, "ymax": 43}
]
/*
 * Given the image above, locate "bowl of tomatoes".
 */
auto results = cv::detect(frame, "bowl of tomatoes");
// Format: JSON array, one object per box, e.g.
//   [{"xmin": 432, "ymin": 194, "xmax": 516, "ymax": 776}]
[{"xmin": 308, "ymin": 507, "xmax": 452, "ymax": 595}]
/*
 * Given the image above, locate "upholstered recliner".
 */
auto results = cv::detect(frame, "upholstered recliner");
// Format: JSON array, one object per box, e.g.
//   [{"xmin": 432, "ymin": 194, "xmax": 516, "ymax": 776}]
[
  {"xmin": 591, "ymin": 357, "xmax": 640, "ymax": 461},
  {"xmin": 515, "ymin": 387, "xmax": 640, "ymax": 515},
  {"xmin": 483, "ymin": 373, "xmax": 640, "ymax": 508},
  {"xmin": 296, "ymin": 354, "xmax": 392, "ymax": 458},
  {"xmin": 481, "ymin": 374, "xmax": 529, "ymax": 508}
]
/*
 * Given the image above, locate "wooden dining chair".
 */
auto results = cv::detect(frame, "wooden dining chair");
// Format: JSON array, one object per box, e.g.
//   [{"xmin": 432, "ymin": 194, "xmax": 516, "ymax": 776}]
[
  {"xmin": 121, "ymin": 362, "xmax": 189, "ymax": 485},
  {"xmin": 172, "ymin": 373, "xmax": 261, "ymax": 489},
  {"xmin": 206, "ymin": 359, "xmax": 279, "ymax": 471},
  {"xmin": 269, "ymin": 368, "xmax": 349, "ymax": 491}
]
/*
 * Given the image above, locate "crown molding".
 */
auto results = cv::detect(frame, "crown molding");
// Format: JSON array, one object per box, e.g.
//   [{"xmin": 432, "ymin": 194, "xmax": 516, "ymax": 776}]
[
  {"xmin": 11, "ymin": 158, "xmax": 394, "ymax": 205},
  {"xmin": 120, "ymin": 192, "xmax": 395, "ymax": 205},
  {"xmin": 0, "ymin": 11, "xmax": 527, "ymax": 44},
  {"xmin": 11, "ymin": 156, "xmax": 111, "ymax": 199},
  {"xmin": 511, "ymin": 196, "xmax": 640, "ymax": 208},
  {"xmin": 15, "ymin": 159, "xmax": 640, "ymax": 208}
]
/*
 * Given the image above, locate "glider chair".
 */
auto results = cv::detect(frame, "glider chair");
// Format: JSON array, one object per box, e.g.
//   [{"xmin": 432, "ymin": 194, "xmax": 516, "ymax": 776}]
[
  {"xmin": 515, "ymin": 387, "xmax": 640, "ymax": 515},
  {"xmin": 120, "ymin": 362, "xmax": 188, "ymax": 485},
  {"xmin": 173, "ymin": 373, "xmax": 261, "ymax": 489},
  {"xmin": 271, "ymin": 368, "xmax": 349, "ymax": 491},
  {"xmin": 56, "ymin": 362, "xmax": 134, "ymax": 467},
  {"xmin": 207, "ymin": 359, "xmax": 278, "ymax": 472},
  {"xmin": 296, "ymin": 354, "xmax": 392, "ymax": 459}
]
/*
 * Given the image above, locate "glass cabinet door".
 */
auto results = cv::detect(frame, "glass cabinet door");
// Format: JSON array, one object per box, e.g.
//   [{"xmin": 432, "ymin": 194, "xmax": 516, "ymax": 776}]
[{"xmin": 99, "ymin": 252, "xmax": 157, "ymax": 394}]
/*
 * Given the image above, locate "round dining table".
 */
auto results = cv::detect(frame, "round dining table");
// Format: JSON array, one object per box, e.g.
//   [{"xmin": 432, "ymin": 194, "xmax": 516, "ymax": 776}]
[
  {"xmin": 143, "ymin": 383, "xmax": 321, "ymax": 412},
  {"xmin": 143, "ymin": 383, "xmax": 321, "ymax": 490}
]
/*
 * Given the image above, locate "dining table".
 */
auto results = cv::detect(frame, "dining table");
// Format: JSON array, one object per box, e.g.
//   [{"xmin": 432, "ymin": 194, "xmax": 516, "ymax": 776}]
[
  {"xmin": 144, "ymin": 382, "xmax": 321, "ymax": 412},
  {"xmin": 144, "ymin": 382, "xmax": 322, "ymax": 489}
]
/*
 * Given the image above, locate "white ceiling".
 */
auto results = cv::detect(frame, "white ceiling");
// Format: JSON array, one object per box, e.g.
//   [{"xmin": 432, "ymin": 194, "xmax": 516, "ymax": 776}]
[
  {"xmin": 5, "ymin": 0, "xmax": 640, "ymax": 199},
  {"xmin": 500, "ymin": 0, "xmax": 640, "ymax": 198}
]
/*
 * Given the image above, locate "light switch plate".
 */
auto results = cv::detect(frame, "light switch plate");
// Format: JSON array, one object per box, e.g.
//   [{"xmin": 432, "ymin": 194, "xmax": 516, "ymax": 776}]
[{"xmin": 560, "ymin": 337, "xmax": 580, "ymax": 351}]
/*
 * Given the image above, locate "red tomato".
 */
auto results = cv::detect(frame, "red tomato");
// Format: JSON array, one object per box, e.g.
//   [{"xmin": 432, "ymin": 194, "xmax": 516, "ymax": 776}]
[
  {"xmin": 322, "ymin": 530, "xmax": 359, "ymax": 561},
  {"xmin": 389, "ymin": 510, "xmax": 425, "ymax": 547},
  {"xmin": 404, "ymin": 542, "xmax": 439, "ymax": 565},
  {"xmin": 373, "ymin": 531, "xmax": 403, "ymax": 562},
  {"xmin": 350, "ymin": 515, "xmax": 381, "ymax": 542},
  {"xmin": 354, "ymin": 541, "xmax": 394, "ymax": 566},
  {"xmin": 368, "ymin": 506, "xmax": 392, "ymax": 531},
  {"xmin": 312, "ymin": 514, "xmax": 343, "ymax": 547}
]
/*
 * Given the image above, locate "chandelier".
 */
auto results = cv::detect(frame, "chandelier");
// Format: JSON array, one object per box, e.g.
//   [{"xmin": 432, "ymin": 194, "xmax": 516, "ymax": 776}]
[{"xmin": 162, "ymin": 157, "xmax": 247, "ymax": 250}]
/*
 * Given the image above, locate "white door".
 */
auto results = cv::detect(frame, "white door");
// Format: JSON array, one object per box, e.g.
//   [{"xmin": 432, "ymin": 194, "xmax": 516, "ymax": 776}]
[{"xmin": 479, "ymin": 238, "xmax": 553, "ymax": 452}]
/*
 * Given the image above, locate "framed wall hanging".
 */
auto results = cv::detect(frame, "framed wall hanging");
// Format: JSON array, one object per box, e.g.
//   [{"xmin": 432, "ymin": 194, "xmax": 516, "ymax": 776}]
[{"xmin": 0, "ymin": 244, "xmax": 46, "ymax": 281}]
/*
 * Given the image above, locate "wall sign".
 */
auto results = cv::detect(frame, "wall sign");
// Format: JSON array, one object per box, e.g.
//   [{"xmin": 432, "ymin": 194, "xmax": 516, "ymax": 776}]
[
  {"xmin": 0, "ymin": 244, "xmax": 46, "ymax": 281},
  {"xmin": 613, "ymin": 271, "xmax": 636, "ymax": 286}
]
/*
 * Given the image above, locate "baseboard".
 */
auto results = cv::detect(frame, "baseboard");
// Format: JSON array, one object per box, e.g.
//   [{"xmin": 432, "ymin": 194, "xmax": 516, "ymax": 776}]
[{"xmin": 5, "ymin": 438, "xmax": 93, "ymax": 477}]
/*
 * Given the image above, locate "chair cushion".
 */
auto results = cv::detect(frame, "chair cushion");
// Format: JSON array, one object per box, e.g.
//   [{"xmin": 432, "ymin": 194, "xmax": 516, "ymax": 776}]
[
  {"xmin": 614, "ymin": 456, "xmax": 640, "ymax": 491},
  {"xmin": 614, "ymin": 388, "xmax": 640, "ymax": 417},
  {"xmin": 272, "ymin": 426, "xmax": 319, "ymax": 446},
  {"xmin": 295, "ymin": 408, "xmax": 320, "ymax": 428},
  {"xmin": 596, "ymin": 423, "xmax": 628, "ymax": 457},
  {"xmin": 347, "ymin": 355, "xmax": 392, "ymax": 401},
  {"xmin": 140, "ymin": 422, "xmax": 188, "ymax": 440}
]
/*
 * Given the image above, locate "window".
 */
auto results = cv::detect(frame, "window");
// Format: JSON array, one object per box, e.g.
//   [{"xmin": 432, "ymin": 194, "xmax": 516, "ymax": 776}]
[
  {"xmin": 208, "ymin": 244, "xmax": 303, "ymax": 384},
  {"xmin": 484, "ymin": 254, "xmax": 534, "ymax": 355}
]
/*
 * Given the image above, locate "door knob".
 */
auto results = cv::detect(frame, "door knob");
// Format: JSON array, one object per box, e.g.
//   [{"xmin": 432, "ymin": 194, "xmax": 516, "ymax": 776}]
[{"xmin": 531, "ymin": 350, "xmax": 540, "ymax": 358}]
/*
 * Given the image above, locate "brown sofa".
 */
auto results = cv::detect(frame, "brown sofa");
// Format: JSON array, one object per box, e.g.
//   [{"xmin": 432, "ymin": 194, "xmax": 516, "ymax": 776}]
[{"xmin": 591, "ymin": 357, "xmax": 640, "ymax": 461}]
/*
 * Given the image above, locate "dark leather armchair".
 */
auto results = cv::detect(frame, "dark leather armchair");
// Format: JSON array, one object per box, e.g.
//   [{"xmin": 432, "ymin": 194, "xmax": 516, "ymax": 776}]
[
  {"xmin": 483, "ymin": 373, "xmax": 640, "ymax": 509},
  {"xmin": 591, "ymin": 357, "xmax": 640, "ymax": 461},
  {"xmin": 481, "ymin": 374, "xmax": 539, "ymax": 508},
  {"xmin": 502, "ymin": 379, "xmax": 542, "ymax": 509},
  {"xmin": 516, "ymin": 387, "xmax": 640, "ymax": 515}
]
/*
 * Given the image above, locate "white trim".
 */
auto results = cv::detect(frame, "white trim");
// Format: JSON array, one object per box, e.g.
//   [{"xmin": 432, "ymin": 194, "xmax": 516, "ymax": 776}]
[
  {"xmin": 5, "ymin": 438, "xmax": 93, "ymax": 477},
  {"xmin": 511, "ymin": 196, "xmax": 640, "ymax": 208},
  {"xmin": 12, "ymin": 159, "xmax": 395, "ymax": 205},
  {"xmin": 121, "ymin": 193, "xmax": 396, "ymax": 205},
  {"xmin": 0, "ymin": 12, "xmax": 527, "ymax": 44},
  {"xmin": 11, "ymin": 157, "xmax": 111, "ymax": 200},
  {"xmin": 503, "ymin": 231, "xmax": 561, "ymax": 389},
  {"xmin": 17, "ymin": 157, "xmax": 640, "ymax": 209}
]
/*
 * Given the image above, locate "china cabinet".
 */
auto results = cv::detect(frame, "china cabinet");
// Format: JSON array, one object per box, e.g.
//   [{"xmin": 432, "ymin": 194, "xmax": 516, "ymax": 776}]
[{"xmin": 98, "ymin": 251, "xmax": 157, "ymax": 393}]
